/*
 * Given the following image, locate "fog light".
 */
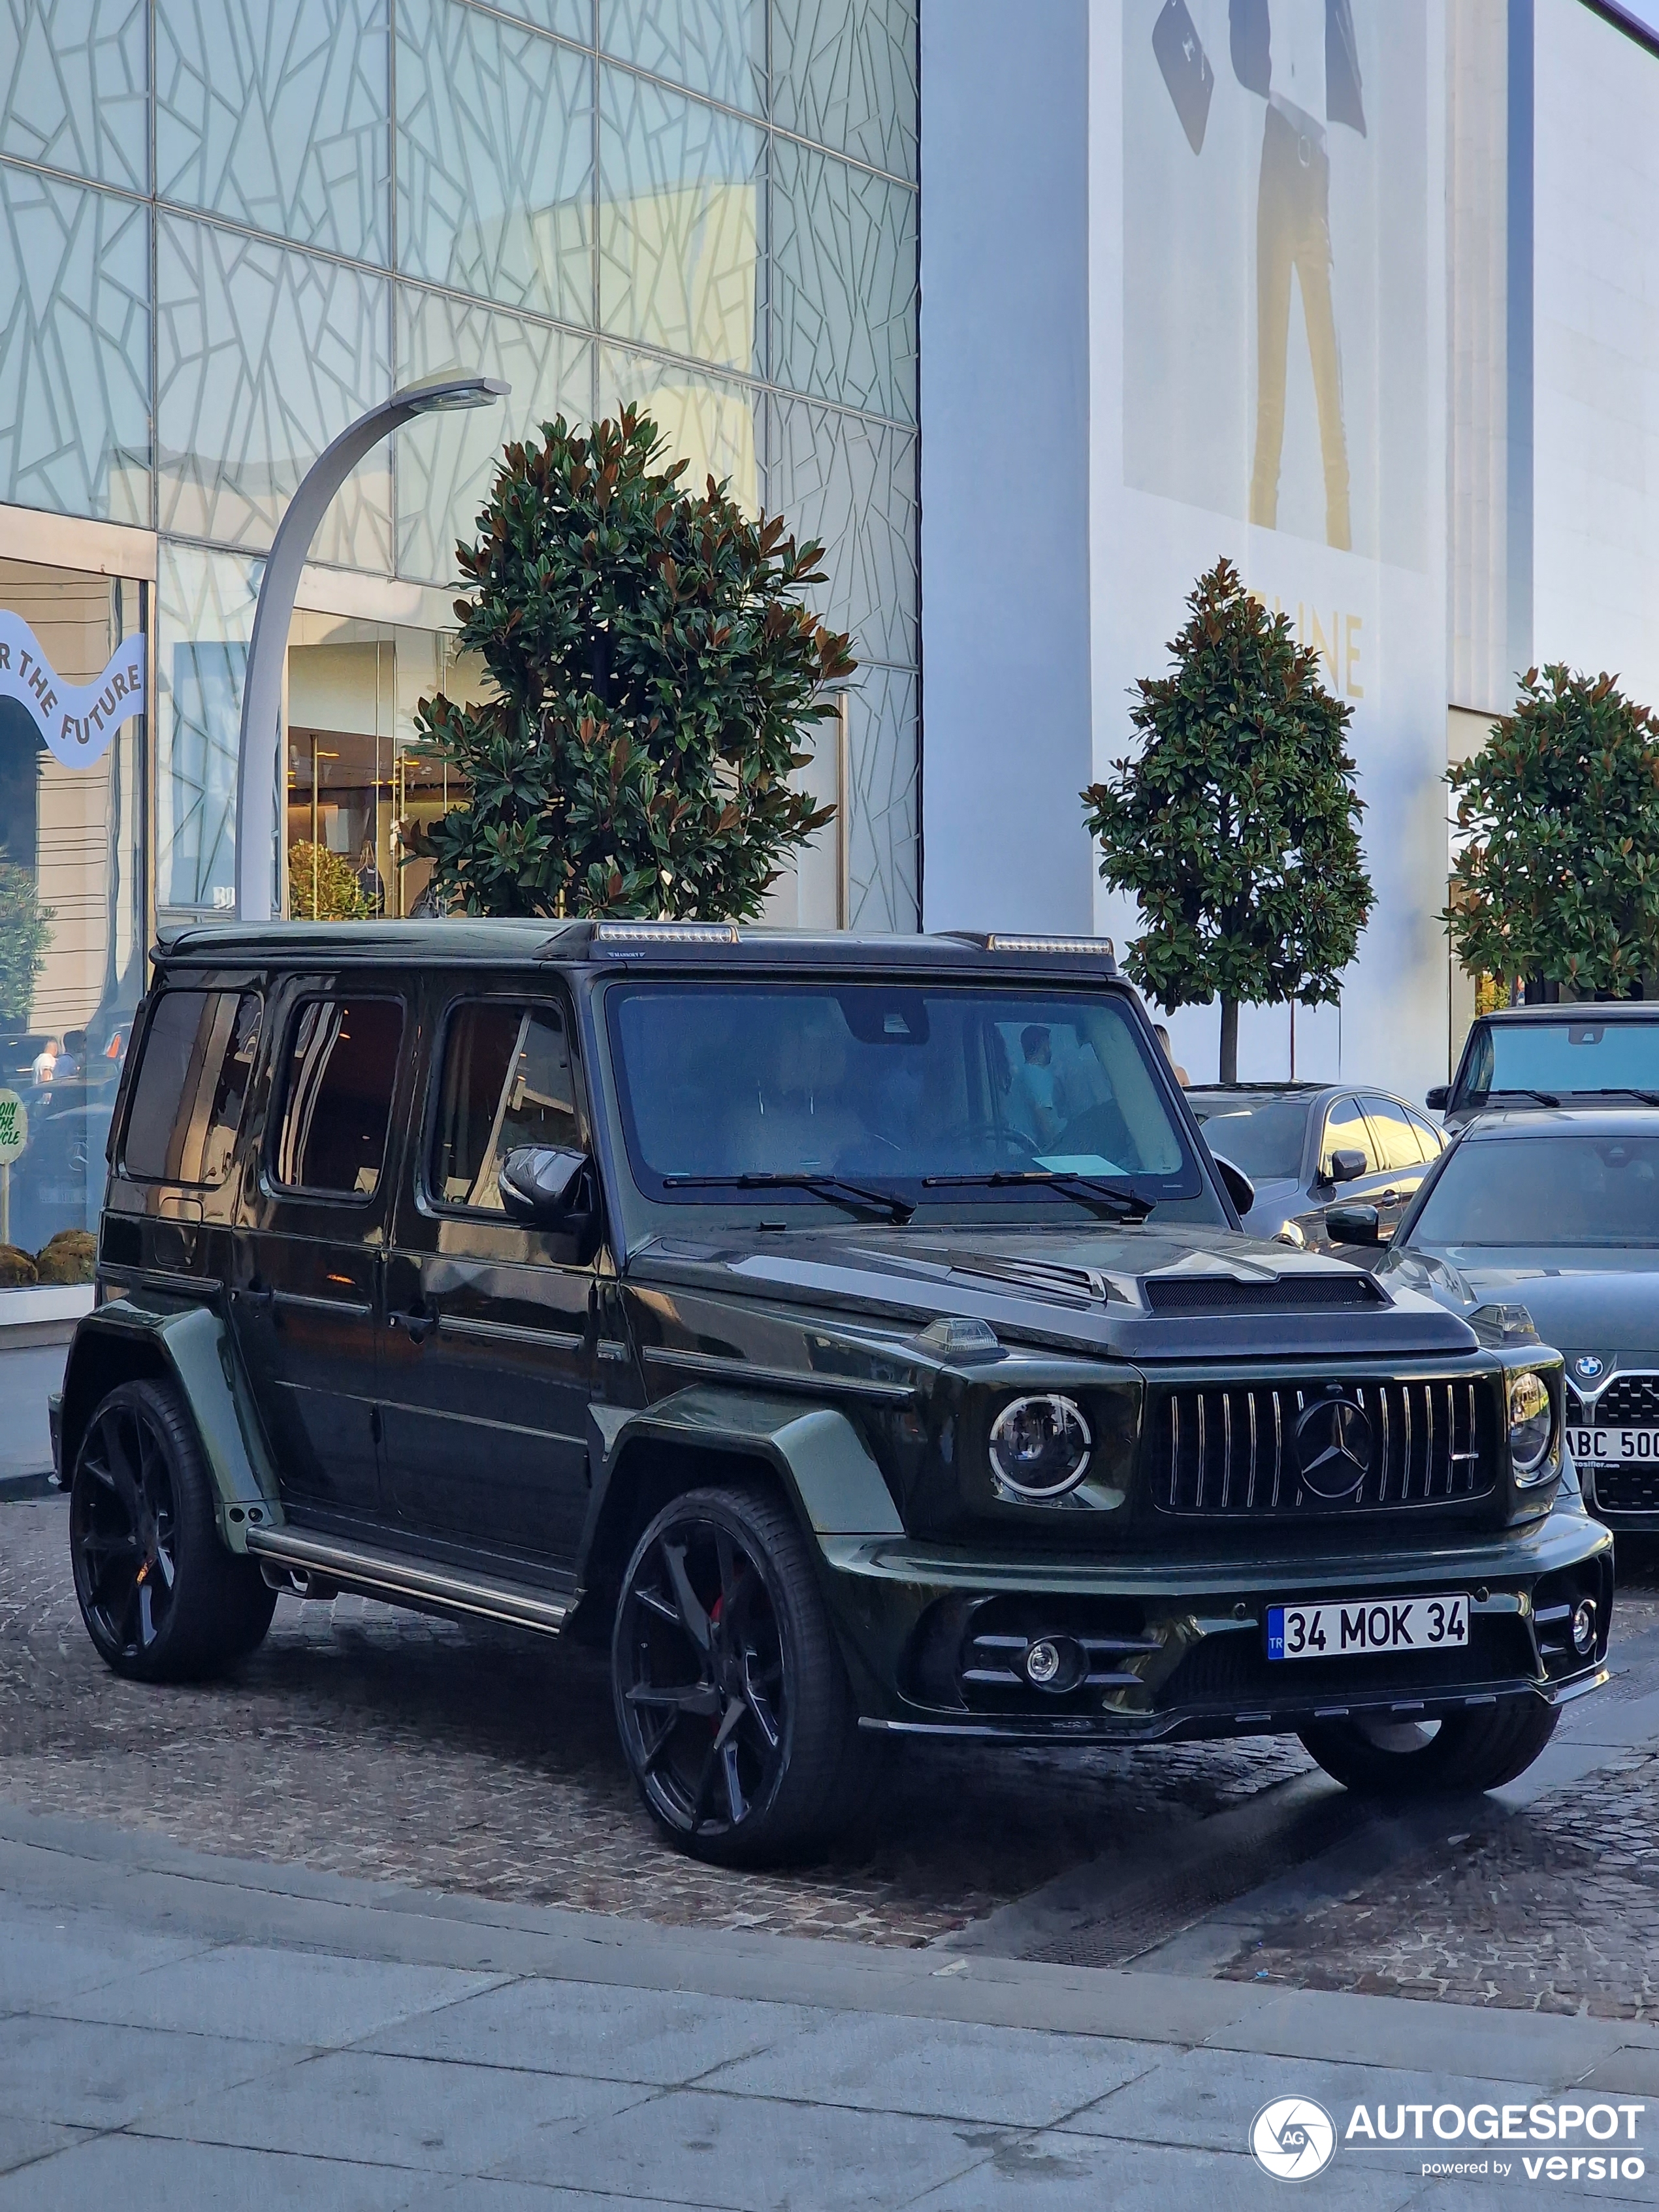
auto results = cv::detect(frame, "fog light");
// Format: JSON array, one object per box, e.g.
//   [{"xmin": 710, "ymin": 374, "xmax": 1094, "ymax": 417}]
[
  {"xmin": 1571, "ymin": 1599, "xmax": 1597, "ymax": 1658},
  {"xmin": 1021, "ymin": 1635, "xmax": 1085, "ymax": 1691}
]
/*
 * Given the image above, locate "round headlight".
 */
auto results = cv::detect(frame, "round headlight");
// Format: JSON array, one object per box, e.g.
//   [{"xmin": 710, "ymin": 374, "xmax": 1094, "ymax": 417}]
[
  {"xmin": 988, "ymin": 1394, "xmax": 1092, "ymax": 1498},
  {"xmin": 1507, "ymin": 1368, "xmax": 1554, "ymax": 1481}
]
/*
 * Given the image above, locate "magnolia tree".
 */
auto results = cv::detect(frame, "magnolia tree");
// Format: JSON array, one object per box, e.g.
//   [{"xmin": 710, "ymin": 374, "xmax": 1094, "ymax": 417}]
[
  {"xmin": 1084, "ymin": 558, "xmax": 1373, "ymax": 1082},
  {"xmin": 408, "ymin": 408, "xmax": 854, "ymax": 919},
  {"xmin": 1447, "ymin": 665, "xmax": 1659, "ymax": 999}
]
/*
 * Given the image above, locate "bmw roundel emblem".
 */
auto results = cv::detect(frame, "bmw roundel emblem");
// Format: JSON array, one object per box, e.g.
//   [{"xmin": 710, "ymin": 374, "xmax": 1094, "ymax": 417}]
[{"xmin": 1573, "ymin": 1354, "xmax": 1605, "ymax": 1381}]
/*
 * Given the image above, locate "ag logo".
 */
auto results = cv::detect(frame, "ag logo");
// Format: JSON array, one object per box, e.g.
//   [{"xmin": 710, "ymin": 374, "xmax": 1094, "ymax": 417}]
[{"xmin": 1250, "ymin": 2096, "xmax": 1336, "ymax": 2181}]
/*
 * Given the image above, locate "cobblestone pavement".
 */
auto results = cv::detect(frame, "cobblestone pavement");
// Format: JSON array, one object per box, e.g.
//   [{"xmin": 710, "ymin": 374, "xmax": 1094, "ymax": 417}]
[
  {"xmin": 1219, "ymin": 1543, "xmax": 1659, "ymax": 2019},
  {"xmin": 0, "ymin": 1494, "xmax": 1309, "ymax": 1947},
  {"xmin": 10, "ymin": 1490, "xmax": 1658, "ymax": 1996}
]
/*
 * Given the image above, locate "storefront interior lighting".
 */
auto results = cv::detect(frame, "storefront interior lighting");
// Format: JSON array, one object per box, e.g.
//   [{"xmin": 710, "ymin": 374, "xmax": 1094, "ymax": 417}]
[{"xmin": 234, "ymin": 372, "xmax": 509, "ymax": 922}]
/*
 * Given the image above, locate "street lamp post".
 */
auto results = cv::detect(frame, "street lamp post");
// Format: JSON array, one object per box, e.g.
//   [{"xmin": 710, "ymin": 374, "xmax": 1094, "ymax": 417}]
[{"xmin": 233, "ymin": 372, "xmax": 508, "ymax": 921}]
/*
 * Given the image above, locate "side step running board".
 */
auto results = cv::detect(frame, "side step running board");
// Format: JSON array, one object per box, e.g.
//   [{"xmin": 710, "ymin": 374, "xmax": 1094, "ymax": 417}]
[{"xmin": 245, "ymin": 1526, "xmax": 572, "ymax": 1637}]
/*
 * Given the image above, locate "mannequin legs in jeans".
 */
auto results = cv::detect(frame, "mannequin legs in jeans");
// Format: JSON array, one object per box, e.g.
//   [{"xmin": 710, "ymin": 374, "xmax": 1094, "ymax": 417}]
[{"xmin": 1248, "ymin": 103, "xmax": 1351, "ymax": 551}]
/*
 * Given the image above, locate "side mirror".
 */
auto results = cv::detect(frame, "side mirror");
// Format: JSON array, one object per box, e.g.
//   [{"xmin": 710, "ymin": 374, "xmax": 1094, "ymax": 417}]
[
  {"xmin": 1326, "ymin": 1202, "xmax": 1381, "ymax": 1246},
  {"xmin": 498, "ymin": 1146, "xmax": 592, "ymax": 1228},
  {"xmin": 1325, "ymin": 1147, "xmax": 1366, "ymax": 1186},
  {"xmin": 1425, "ymin": 1085, "xmax": 1450, "ymax": 1112},
  {"xmin": 1210, "ymin": 1151, "xmax": 1256, "ymax": 1217}
]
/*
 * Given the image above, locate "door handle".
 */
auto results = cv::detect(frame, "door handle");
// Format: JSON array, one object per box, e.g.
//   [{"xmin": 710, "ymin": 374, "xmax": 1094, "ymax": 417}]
[
  {"xmin": 238, "ymin": 1282, "xmax": 277, "ymax": 1319},
  {"xmin": 389, "ymin": 1308, "xmax": 435, "ymax": 1345}
]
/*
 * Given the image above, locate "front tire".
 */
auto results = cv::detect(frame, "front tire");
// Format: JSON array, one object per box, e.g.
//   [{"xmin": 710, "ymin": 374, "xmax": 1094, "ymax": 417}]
[
  {"xmin": 69, "ymin": 1379, "xmax": 277, "ymax": 1682},
  {"xmin": 611, "ymin": 1483, "xmax": 862, "ymax": 1865},
  {"xmin": 1298, "ymin": 1699, "xmax": 1559, "ymax": 1796}
]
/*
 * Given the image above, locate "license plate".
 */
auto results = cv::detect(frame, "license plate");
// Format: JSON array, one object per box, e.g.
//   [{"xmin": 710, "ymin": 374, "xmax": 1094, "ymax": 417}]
[
  {"xmin": 1567, "ymin": 1426, "xmax": 1659, "ymax": 1465},
  {"xmin": 1266, "ymin": 1593, "xmax": 1470, "ymax": 1661}
]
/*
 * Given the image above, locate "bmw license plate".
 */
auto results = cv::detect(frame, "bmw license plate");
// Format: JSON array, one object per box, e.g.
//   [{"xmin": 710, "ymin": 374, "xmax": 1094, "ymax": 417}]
[
  {"xmin": 1266, "ymin": 1594, "xmax": 1470, "ymax": 1661},
  {"xmin": 1567, "ymin": 1426, "xmax": 1659, "ymax": 1465}
]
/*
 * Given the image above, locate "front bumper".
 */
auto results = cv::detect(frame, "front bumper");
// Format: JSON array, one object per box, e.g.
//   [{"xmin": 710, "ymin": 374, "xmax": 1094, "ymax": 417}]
[{"xmin": 817, "ymin": 1503, "xmax": 1614, "ymax": 1746}]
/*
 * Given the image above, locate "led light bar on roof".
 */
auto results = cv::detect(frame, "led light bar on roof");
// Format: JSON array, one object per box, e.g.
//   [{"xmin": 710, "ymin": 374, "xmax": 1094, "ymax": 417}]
[
  {"xmin": 590, "ymin": 921, "xmax": 740, "ymax": 944},
  {"xmin": 983, "ymin": 934, "xmax": 1117, "ymax": 962}
]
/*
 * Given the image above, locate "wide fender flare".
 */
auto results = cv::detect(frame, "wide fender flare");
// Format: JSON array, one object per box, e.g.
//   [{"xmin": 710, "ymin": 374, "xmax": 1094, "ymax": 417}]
[
  {"xmin": 59, "ymin": 1301, "xmax": 283, "ymax": 1553},
  {"xmin": 584, "ymin": 1386, "xmax": 904, "ymax": 1563}
]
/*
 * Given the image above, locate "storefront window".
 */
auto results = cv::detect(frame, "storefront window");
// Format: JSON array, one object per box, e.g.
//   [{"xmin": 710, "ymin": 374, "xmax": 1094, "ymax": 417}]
[
  {"xmin": 284, "ymin": 615, "xmax": 489, "ymax": 920},
  {"xmin": 0, "ymin": 556, "xmax": 147, "ymax": 1289}
]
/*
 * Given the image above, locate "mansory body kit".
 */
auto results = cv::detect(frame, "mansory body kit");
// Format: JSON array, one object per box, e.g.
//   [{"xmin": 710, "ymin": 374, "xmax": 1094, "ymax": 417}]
[{"xmin": 55, "ymin": 922, "xmax": 1611, "ymax": 1861}]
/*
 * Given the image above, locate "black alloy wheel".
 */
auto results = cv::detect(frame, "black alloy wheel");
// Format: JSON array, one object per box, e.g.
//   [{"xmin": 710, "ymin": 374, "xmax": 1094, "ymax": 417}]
[
  {"xmin": 612, "ymin": 1484, "xmax": 862, "ymax": 1865},
  {"xmin": 69, "ymin": 1380, "xmax": 276, "ymax": 1682}
]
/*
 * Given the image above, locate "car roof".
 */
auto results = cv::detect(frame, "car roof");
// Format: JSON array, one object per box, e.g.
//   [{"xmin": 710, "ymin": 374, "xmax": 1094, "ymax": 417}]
[
  {"xmin": 1456, "ymin": 1106, "xmax": 1659, "ymax": 1138},
  {"xmin": 1471, "ymin": 1004, "xmax": 1659, "ymax": 1023},
  {"xmin": 152, "ymin": 918, "xmax": 1129, "ymax": 982}
]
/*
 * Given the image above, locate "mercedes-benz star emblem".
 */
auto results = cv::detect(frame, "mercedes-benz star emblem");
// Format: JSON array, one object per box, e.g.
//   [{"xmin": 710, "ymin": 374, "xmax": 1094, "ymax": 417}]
[
  {"xmin": 1573, "ymin": 1354, "xmax": 1605, "ymax": 1381},
  {"xmin": 1295, "ymin": 1396, "xmax": 1373, "ymax": 1499}
]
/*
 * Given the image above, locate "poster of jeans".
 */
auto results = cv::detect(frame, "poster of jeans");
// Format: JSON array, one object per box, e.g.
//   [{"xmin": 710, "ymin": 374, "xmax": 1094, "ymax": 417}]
[
  {"xmin": 1125, "ymin": 0, "xmax": 1428, "ymax": 568},
  {"xmin": 1091, "ymin": 0, "xmax": 1448, "ymax": 1097}
]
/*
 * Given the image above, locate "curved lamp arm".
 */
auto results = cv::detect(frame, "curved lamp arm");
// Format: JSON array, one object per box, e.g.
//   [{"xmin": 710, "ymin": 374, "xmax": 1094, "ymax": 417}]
[{"xmin": 234, "ymin": 372, "xmax": 509, "ymax": 920}]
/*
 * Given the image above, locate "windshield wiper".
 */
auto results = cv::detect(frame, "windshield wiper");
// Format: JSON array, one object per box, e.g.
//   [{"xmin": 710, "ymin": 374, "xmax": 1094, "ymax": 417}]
[
  {"xmin": 1478, "ymin": 1087, "xmax": 1561, "ymax": 1107},
  {"xmin": 1568, "ymin": 1086, "xmax": 1659, "ymax": 1107},
  {"xmin": 662, "ymin": 1172, "xmax": 914, "ymax": 1223},
  {"xmin": 920, "ymin": 1170, "xmax": 1153, "ymax": 1222}
]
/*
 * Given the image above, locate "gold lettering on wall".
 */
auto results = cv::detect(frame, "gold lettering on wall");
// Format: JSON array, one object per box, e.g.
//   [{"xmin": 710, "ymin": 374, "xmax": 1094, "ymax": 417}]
[{"xmin": 1248, "ymin": 590, "xmax": 1366, "ymax": 699}]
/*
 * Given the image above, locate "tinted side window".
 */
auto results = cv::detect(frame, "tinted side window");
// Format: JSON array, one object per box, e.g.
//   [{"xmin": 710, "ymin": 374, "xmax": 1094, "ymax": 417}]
[
  {"xmin": 123, "ymin": 989, "xmax": 263, "ymax": 1185},
  {"xmin": 430, "ymin": 1001, "xmax": 578, "ymax": 1211},
  {"xmin": 1406, "ymin": 1109, "xmax": 1443, "ymax": 1161},
  {"xmin": 1322, "ymin": 1096, "xmax": 1377, "ymax": 1175},
  {"xmin": 1360, "ymin": 1096, "xmax": 1424, "ymax": 1174},
  {"xmin": 273, "ymin": 998, "xmax": 404, "ymax": 1198}
]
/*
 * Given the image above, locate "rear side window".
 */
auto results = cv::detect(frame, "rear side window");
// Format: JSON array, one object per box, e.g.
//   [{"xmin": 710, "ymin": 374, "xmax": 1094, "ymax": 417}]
[
  {"xmin": 122, "ymin": 989, "xmax": 263, "ymax": 1185},
  {"xmin": 272, "ymin": 997, "xmax": 404, "ymax": 1198},
  {"xmin": 429, "ymin": 1001, "xmax": 579, "ymax": 1212}
]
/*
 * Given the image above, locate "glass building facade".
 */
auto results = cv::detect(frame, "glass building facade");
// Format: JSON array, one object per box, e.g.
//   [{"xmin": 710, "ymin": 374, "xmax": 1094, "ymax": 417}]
[{"xmin": 0, "ymin": 0, "xmax": 919, "ymax": 1303}]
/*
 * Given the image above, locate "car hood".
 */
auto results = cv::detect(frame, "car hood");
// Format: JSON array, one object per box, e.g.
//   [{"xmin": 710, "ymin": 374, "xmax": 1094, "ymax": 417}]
[
  {"xmin": 628, "ymin": 1217, "xmax": 1477, "ymax": 1364},
  {"xmin": 1381, "ymin": 1245, "xmax": 1659, "ymax": 1359}
]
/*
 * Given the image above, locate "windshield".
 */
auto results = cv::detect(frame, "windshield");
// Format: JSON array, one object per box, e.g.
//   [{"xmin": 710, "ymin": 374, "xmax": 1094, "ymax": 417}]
[
  {"xmin": 605, "ymin": 980, "xmax": 1206, "ymax": 1213},
  {"xmin": 1409, "ymin": 1134, "xmax": 1659, "ymax": 1247},
  {"xmin": 1456, "ymin": 1018, "xmax": 1659, "ymax": 1103},
  {"xmin": 1187, "ymin": 1096, "xmax": 1311, "ymax": 1181}
]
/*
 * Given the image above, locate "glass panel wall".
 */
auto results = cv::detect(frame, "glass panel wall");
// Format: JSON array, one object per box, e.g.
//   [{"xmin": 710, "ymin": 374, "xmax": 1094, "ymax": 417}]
[
  {"xmin": 0, "ymin": 0, "xmax": 919, "ymax": 935},
  {"xmin": 0, "ymin": 554, "xmax": 146, "ymax": 1283}
]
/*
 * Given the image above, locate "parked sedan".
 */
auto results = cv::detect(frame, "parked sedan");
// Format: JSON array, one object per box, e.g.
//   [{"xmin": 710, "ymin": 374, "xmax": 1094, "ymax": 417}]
[
  {"xmin": 1186, "ymin": 1083, "xmax": 1445, "ymax": 1253},
  {"xmin": 1370, "ymin": 1109, "xmax": 1659, "ymax": 1533}
]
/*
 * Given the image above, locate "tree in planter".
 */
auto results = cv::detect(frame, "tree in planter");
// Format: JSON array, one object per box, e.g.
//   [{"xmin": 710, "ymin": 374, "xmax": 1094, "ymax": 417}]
[
  {"xmin": 1445, "ymin": 665, "xmax": 1659, "ymax": 1000},
  {"xmin": 286, "ymin": 841, "xmax": 369, "ymax": 921},
  {"xmin": 410, "ymin": 408, "xmax": 855, "ymax": 918},
  {"xmin": 0, "ymin": 861, "xmax": 53, "ymax": 1031},
  {"xmin": 1083, "ymin": 557, "xmax": 1373, "ymax": 1083}
]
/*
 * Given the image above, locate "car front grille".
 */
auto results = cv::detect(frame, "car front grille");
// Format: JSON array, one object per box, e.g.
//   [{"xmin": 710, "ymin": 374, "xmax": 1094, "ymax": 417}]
[
  {"xmin": 1572, "ymin": 1373, "xmax": 1659, "ymax": 1427},
  {"xmin": 1151, "ymin": 1377, "xmax": 1492, "ymax": 1516},
  {"xmin": 1590, "ymin": 1465, "xmax": 1659, "ymax": 1514}
]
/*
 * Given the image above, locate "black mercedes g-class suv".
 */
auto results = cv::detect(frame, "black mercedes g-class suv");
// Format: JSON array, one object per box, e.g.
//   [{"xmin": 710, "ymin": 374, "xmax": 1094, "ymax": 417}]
[{"xmin": 56, "ymin": 921, "xmax": 1612, "ymax": 1863}]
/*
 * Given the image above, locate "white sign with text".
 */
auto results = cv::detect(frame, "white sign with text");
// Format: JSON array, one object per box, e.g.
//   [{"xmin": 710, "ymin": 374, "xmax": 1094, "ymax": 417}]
[{"xmin": 0, "ymin": 610, "xmax": 145, "ymax": 771}]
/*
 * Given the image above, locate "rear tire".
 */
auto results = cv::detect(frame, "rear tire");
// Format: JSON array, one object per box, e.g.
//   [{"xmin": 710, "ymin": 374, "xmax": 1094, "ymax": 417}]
[
  {"xmin": 69, "ymin": 1380, "xmax": 277, "ymax": 1682},
  {"xmin": 1298, "ymin": 1699, "xmax": 1559, "ymax": 1796},
  {"xmin": 611, "ymin": 1482, "xmax": 864, "ymax": 1866}
]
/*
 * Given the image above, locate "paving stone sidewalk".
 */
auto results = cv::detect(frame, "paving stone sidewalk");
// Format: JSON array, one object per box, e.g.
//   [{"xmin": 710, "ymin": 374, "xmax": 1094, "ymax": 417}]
[{"xmin": 2, "ymin": 1804, "xmax": 1658, "ymax": 2210}]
